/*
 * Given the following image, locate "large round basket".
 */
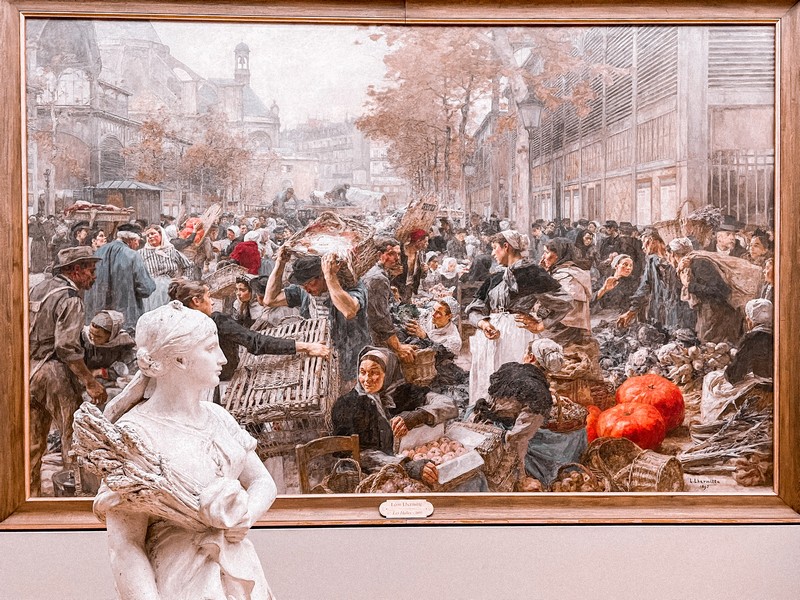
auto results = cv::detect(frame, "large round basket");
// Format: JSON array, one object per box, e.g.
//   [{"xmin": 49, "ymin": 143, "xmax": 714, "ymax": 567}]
[
  {"xmin": 583, "ymin": 437, "xmax": 685, "ymax": 492},
  {"xmin": 550, "ymin": 462, "xmax": 610, "ymax": 492},
  {"xmin": 400, "ymin": 348, "xmax": 437, "ymax": 386},
  {"xmin": 202, "ymin": 263, "xmax": 249, "ymax": 299}
]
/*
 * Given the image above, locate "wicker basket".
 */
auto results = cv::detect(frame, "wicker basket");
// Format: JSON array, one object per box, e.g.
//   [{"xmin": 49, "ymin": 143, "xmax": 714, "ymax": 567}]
[
  {"xmin": 310, "ymin": 457, "xmax": 363, "ymax": 494},
  {"xmin": 551, "ymin": 376, "xmax": 615, "ymax": 410},
  {"xmin": 543, "ymin": 393, "xmax": 589, "ymax": 434},
  {"xmin": 203, "ymin": 263, "xmax": 250, "ymax": 299},
  {"xmin": 550, "ymin": 462, "xmax": 609, "ymax": 492},
  {"xmin": 400, "ymin": 348, "xmax": 437, "ymax": 386},
  {"xmin": 224, "ymin": 317, "xmax": 338, "ymax": 459},
  {"xmin": 395, "ymin": 194, "xmax": 439, "ymax": 243},
  {"xmin": 284, "ymin": 211, "xmax": 379, "ymax": 289},
  {"xmin": 355, "ymin": 463, "xmax": 430, "ymax": 494},
  {"xmin": 583, "ymin": 437, "xmax": 685, "ymax": 492}
]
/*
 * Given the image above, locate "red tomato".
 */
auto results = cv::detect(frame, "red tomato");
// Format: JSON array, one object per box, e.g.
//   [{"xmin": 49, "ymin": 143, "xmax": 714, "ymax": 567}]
[
  {"xmin": 615, "ymin": 374, "xmax": 685, "ymax": 431},
  {"xmin": 596, "ymin": 403, "xmax": 666, "ymax": 450}
]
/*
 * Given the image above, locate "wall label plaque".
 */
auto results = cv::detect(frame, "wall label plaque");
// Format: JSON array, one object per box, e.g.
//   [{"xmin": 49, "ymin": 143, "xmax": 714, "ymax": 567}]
[{"xmin": 379, "ymin": 499, "xmax": 434, "ymax": 519}]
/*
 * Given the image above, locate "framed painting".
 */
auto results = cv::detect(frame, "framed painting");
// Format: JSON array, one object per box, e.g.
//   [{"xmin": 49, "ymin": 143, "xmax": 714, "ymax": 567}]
[{"xmin": 2, "ymin": 0, "xmax": 800, "ymax": 529}]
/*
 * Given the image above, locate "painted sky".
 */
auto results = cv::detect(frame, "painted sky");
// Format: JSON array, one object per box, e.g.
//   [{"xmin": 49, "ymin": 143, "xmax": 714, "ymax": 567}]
[{"xmin": 152, "ymin": 22, "xmax": 390, "ymax": 131}]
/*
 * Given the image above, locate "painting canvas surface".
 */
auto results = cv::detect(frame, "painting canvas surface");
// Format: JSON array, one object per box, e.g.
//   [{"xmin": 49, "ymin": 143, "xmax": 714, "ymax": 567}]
[{"xmin": 25, "ymin": 19, "xmax": 775, "ymax": 499}]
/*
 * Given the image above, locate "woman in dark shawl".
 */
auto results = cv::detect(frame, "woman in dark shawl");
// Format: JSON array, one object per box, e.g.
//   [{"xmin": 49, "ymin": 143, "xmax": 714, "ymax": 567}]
[{"xmin": 331, "ymin": 346, "xmax": 458, "ymax": 485}]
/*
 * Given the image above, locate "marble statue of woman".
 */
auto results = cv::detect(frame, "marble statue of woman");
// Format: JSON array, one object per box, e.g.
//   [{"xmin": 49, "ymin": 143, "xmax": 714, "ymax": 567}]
[{"xmin": 79, "ymin": 301, "xmax": 277, "ymax": 600}]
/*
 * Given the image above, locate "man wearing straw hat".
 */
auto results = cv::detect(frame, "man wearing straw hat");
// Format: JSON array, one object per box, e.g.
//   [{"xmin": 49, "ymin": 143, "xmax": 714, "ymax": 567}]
[{"xmin": 28, "ymin": 246, "xmax": 107, "ymax": 495}]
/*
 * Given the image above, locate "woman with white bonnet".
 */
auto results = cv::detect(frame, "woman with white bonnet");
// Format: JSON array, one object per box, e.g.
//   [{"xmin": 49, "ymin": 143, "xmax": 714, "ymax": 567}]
[
  {"xmin": 96, "ymin": 301, "xmax": 278, "ymax": 599},
  {"xmin": 592, "ymin": 253, "xmax": 634, "ymax": 305},
  {"xmin": 725, "ymin": 298, "xmax": 774, "ymax": 384},
  {"xmin": 420, "ymin": 251, "xmax": 442, "ymax": 293},
  {"xmin": 465, "ymin": 230, "xmax": 572, "ymax": 404},
  {"xmin": 438, "ymin": 256, "xmax": 462, "ymax": 289},
  {"xmin": 700, "ymin": 298, "xmax": 774, "ymax": 423}
]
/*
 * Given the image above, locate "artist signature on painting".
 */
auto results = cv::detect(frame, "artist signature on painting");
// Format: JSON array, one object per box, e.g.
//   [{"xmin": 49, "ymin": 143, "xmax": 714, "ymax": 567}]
[{"xmin": 688, "ymin": 477, "xmax": 722, "ymax": 491}]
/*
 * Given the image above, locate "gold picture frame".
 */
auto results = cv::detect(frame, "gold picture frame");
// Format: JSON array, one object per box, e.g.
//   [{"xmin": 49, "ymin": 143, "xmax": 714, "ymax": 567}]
[{"xmin": 2, "ymin": 0, "xmax": 800, "ymax": 529}]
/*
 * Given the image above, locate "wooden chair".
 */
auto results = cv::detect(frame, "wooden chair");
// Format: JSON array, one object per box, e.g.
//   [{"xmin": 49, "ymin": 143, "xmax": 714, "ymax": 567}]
[{"xmin": 294, "ymin": 434, "xmax": 360, "ymax": 494}]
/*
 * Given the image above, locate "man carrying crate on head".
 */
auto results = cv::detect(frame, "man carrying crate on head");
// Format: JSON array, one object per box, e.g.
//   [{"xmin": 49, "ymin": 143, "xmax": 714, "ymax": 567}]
[{"xmin": 264, "ymin": 245, "xmax": 371, "ymax": 394}]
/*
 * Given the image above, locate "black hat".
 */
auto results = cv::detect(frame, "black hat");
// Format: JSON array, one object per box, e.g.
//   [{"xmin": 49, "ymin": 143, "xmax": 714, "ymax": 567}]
[
  {"xmin": 70, "ymin": 220, "xmax": 91, "ymax": 236},
  {"xmin": 289, "ymin": 255, "xmax": 323, "ymax": 284},
  {"xmin": 619, "ymin": 221, "xmax": 635, "ymax": 234},
  {"xmin": 604, "ymin": 220, "xmax": 619, "ymax": 229},
  {"xmin": 117, "ymin": 223, "xmax": 142, "ymax": 236},
  {"xmin": 716, "ymin": 214, "xmax": 742, "ymax": 232}
]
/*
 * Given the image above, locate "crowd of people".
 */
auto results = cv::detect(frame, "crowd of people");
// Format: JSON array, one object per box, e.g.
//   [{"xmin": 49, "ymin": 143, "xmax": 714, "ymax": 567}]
[{"xmin": 28, "ymin": 202, "xmax": 776, "ymax": 495}]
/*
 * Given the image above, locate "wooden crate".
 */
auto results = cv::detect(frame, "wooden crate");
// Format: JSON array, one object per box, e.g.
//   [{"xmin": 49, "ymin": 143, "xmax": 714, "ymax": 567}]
[{"xmin": 224, "ymin": 318, "xmax": 339, "ymax": 458}]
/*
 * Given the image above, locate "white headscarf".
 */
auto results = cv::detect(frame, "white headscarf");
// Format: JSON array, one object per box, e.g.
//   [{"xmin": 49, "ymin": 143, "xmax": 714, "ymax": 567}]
[
  {"xmin": 668, "ymin": 237, "xmax": 694, "ymax": 255},
  {"xmin": 611, "ymin": 253, "xmax": 632, "ymax": 269},
  {"xmin": 745, "ymin": 298, "xmax": 773, "ymax": 330},
  {"xmin": 144, "ymin": 226, "xmax": 173, "ymax": 250},
  {"xmin": 529, "ymin": 338, "xmax": 564, "ymax": 374},
  {"xmin": 500, "ymin": 229, "xmax": 530, "ymax": 252}
]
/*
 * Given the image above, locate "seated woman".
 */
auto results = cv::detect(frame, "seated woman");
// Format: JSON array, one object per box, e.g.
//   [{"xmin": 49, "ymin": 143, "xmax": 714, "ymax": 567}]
[
  {"xmin": 700, "ymin": 298, "xmax": 774, "ymax": 423},
  {"xmin": 331, "ymin": 346, "xmax": 458, "ymax": 486},
  {"xmin": 469, "ymin": 361, "xmax": 554, "ymax": 465},
  {"xmin": 521, "ymin": 339, "xmax": 589, "ymax": 487},
  {"xmin": 95, "ymin": 301, "xmax": 278, "ymax": 600}
]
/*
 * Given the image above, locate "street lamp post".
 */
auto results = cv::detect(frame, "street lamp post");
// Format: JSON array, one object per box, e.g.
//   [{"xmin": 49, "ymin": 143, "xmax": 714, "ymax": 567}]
[
  {"xmin": 517, "ymin": 93, "xmax": 544, "ymax": 229},
  {"xmin": 463, "ymin": 162, "xmax": 476, "ymax": 222}
]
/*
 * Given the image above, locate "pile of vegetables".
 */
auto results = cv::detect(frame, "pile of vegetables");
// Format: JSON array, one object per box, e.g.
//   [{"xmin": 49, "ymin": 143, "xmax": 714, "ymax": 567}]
[
  {"xmin": 550, "ymin": 467, "xmax": 605, "ymax": 492},
  {"xmin": 596, "ymin": 322, "xmax": 667, "ymax": 387},
  {"xmin": 401, "ymin": 436, "xmax": 469, "ymax": 465},
  {"xmin": 656, "ymin": 341, "xmax": 733, "ymax": 387},
  {"xmin": 375, "ymin": 476, "xmax": 430, "ymax": 494},
  {"xmin": 678, "ymin": 396, "xmax": 773, "ymax": 484}
]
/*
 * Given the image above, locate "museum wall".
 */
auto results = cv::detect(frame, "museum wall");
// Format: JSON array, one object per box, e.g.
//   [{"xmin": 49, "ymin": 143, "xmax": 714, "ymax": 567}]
[{"xmin": 2, "ymin": 525, "xmax": 799, "ymax": 599}]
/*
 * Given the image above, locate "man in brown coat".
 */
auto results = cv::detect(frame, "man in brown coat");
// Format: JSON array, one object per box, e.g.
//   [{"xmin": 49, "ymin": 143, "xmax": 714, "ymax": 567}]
[{"xmin": 29, "ymin": 246, "xmax": 107, "ymax": 495}]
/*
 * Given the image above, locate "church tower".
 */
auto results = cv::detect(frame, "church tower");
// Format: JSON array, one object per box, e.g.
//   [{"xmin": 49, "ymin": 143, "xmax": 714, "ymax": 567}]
[{"xmin": 234, "ymin": 42, "xmax": 250, "ymax": 85}]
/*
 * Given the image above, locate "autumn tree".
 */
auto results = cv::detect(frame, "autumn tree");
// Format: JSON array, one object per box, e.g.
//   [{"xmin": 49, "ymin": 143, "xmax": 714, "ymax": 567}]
[
  {"xmin": 358, "ymin": 26, "xmax": 623, "ymax": 209},
  {"xmin": 357, "ymin": 28, "xmax": 498, "ymax": 201},
  {"xmin": 123, "ymin": 111, "xmax": 182, "ymax": 186},
  {"xmin": 178, "ymin": 110, "xmax": 252, "ymax": 211}
]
